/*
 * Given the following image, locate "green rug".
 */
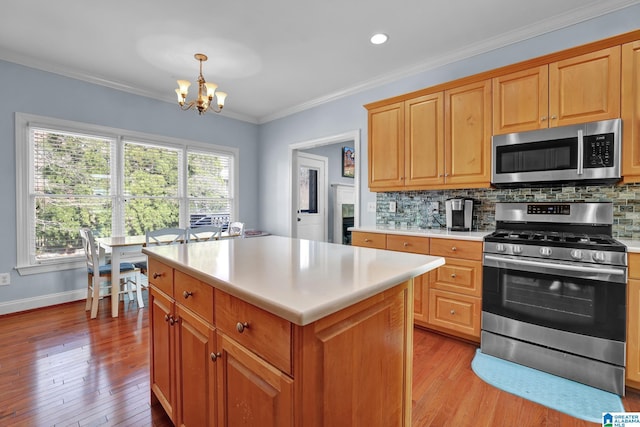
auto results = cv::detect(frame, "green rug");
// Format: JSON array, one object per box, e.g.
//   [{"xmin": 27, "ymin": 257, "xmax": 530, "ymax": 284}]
[{"xmin": 471, "ymin": 349, "xmax": 624, "ymax": 423}]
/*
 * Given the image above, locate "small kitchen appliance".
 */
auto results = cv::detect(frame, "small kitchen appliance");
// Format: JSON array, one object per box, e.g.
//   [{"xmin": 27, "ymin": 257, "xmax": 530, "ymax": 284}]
[
  {"xmin": 445, "ymin": 198, "xmax": 473, "ymax": 231},
  {"xmin": 481, "ymin": 202, "xmax": 627, "ymax": 395}
]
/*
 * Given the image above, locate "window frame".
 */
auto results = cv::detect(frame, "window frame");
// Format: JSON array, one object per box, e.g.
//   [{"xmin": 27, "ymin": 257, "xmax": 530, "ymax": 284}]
[{"xmin": 15, "ymin": 113, "xmax": 239, "ymax": 275}]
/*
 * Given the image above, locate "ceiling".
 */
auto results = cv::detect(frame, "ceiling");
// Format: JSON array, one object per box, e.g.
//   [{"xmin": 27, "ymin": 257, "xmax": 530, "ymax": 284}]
[{"xmin": 1, "ymin": 1, "xmax": 638, "ymax": 124}]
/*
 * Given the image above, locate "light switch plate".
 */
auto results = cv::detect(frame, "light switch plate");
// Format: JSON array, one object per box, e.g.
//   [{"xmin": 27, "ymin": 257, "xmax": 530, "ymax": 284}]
[
  {"xmin": 367, "ymin": 202, "xmax": 376, "ymax": 213},
  {"xmin": 389, "ymin": 201, "xmax": 396, "ymax": 213}
]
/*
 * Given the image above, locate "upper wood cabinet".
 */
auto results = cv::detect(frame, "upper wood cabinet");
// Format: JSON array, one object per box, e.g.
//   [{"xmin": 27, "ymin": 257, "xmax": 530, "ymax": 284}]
[
  {"xmin": 493, "ymin": 47, "xmax": 621, "ymax": 134},
  {"xmin": 444, "ymin": 80, "xmax": 492, "ymax": 187},
  {"xmin": 622, "ymin": 40, "xmax": 640, "ymax": 183},
  {"xmin": 368, "ymin": 93, "xmax": 444, "ymax": 190},
  {"xmin": 368, "ymin": 83, "xmax": 490, "ymax": 191}
]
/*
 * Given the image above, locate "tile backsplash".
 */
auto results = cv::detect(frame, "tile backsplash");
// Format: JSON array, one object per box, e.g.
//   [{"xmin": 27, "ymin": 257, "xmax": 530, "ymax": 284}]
[{"xmin": 376, "ymin": 183, "xmax": 640, "ymax": 239}]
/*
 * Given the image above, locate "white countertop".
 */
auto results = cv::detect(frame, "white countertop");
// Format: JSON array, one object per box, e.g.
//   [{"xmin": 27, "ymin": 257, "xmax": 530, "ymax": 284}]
[
  {"xmin": 142, "ymin": 235, "xmax": 444, "ymax": 326},
  {"xmin": 617, "ymin": 239, "xmax": 640, "ymax": 253},
  {"xmin": 351, "ymin": 226, "xmax": 489, "ymax": 241}
]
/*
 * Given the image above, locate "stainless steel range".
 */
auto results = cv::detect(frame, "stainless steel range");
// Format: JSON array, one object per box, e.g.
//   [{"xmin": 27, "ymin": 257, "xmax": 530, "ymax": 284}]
[{"xmin": 482, "ymin": 202, "xmax": 627, "ymax": 395}]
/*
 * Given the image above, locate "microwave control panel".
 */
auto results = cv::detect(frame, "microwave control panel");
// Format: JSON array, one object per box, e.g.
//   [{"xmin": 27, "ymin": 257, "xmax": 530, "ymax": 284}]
[{"xmin": 584, "ymin": 132, "xmax": 614, "ymax": 168}]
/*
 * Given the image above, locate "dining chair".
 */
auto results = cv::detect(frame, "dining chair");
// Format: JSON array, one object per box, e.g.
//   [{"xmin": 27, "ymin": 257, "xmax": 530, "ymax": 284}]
[
  {"xmin": 228, "ymin": 222, "xmax": 245, "ymax": 238},
  {"xmin": 80, "ymin": 228, "xmax": 143, "ymax": 318},
  {"xmin": 134, "ymin": 227, "xmax": 188, "ymax": 274},
  {"xmin": 187, "ymin": 225, "xmax": 222, "ymax": 243}
]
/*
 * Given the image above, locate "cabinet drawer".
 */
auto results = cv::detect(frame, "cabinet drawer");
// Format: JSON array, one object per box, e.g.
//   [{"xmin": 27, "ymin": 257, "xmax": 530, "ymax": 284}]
[
  {"xmin": 148, "ymin": 259, "xmax": 174, "ymax": 296},
  {"xmin": 428, "ymin": 289, "xmax": 480, "ymax": 339},
  {"xmin": 430, "ymin": 238, "xmax": 482, "ymax": 260},
  {"xmin": 386, "ymin": 235, "xmax": 429, "ymax": 254},
  {"xmin": 175, "ymin": 271, "xmax": 214, "ymax": 324},
  {"xmin": 214, "ymin": 290, "xmax": 292, "ymax": 375},
  {"xmin": 630, "ymin": 253, "xmax": 640, "ymax": 279},
  {"xmin": 430, "ymin": 258, "xmax": 482, "ymax": 297},
  {"xmin": 351, "ymin": 231, "xmax": 386, "ymax": 249}
]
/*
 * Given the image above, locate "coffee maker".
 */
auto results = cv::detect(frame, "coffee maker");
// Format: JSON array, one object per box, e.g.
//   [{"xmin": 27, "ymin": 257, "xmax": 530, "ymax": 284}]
[{"xmin": 445, "ymin": 198, "xmax": 474, "ymax": 231}]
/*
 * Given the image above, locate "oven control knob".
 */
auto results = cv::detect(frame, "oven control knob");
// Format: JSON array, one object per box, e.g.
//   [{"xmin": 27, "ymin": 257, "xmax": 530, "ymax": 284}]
[
  {"xmin": 495, "ymin": 243, "xmax": 506, "ymax": 252},
  {"xmin": 592, "ymin": 251, "xmax": 606, "ymax": 263},
  {"xmin": 539, "ymin": 247, "xmax": 552, "ymax": 257},
  {"xmin": 512, "ymin": 245, "xmax": 522, "ymax": 255},
  {"xmin": 570, "ymin": 249, "xmax": 583, "ymax": 260}
]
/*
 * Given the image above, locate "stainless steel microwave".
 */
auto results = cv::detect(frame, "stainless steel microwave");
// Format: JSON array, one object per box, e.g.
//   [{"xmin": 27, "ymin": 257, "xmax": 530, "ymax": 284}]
[{"xmin": 491, "ymin": 118, "xmax": 622, "ymax": 187}]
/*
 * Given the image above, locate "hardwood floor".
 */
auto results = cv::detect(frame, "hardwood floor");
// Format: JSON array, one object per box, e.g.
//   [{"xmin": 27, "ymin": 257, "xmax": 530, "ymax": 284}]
[{"xmin": 0, "ymin": 295, "xmax": 638, "ymax": 426}]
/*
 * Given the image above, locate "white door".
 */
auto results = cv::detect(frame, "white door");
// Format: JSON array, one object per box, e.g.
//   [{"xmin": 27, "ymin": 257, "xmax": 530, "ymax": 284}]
[{"xmin": 295, "ymin": 152, "xmax": 327, "ymax": 241}]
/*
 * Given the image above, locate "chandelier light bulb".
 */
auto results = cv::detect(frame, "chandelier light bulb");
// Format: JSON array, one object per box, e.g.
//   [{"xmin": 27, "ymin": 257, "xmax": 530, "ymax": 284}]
[{"xmin": 175, "ymin": 54, "xmax": 227, "ymax": 115}]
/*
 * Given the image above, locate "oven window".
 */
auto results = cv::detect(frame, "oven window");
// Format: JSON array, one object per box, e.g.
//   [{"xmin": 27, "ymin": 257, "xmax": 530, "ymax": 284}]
[
  {"xmin": 496, "ymin": 137, "xmax": 577, "ymax": 174},
  {"xmin": 483, "ymin": 266, "xmax": 625, "ymax": 341}
]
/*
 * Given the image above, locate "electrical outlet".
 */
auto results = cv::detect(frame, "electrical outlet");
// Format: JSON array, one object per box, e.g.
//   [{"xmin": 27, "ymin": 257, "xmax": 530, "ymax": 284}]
[
  {"xmin": 427, "ymin": 201, "xmax": 439, "ymax": 213},
  {"xmin": 389, "ymin": 201, "xmax": 397, "ymax": 213},
  {"xmin": 367, "ymin": 202, "xmax": 376, "ymax": 213},
  {"xmin": 0, "ymin": 273, "xmax": 10, "ymax": 286}
]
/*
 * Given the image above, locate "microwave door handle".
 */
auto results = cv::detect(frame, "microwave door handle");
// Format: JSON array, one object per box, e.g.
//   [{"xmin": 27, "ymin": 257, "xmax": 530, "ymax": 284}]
[{"xmin": 577, "ymin": 129, "xmax": 584, "ymax": 175}]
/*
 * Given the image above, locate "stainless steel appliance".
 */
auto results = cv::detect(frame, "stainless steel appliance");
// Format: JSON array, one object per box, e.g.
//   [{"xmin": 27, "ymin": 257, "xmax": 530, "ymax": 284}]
[
  {"xmin": 445, "ymin": 197, "xmax": 473, "ymax": 231},
  {"xmin": 491, "ymin": 118, "xmax": 621, "ymax": 187},
  {"xmin": 481, "ymin": 202, "xmax": 627, "ymax": 395}
]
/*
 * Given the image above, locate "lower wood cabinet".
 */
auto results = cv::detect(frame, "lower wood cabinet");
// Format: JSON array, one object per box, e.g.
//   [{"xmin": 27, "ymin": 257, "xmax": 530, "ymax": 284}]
[
  {"xmin": 351, "ymin": 231, "xmax": 483, "ymax": 341},
  {"xmin": 148, "ymin": 256, "xmax": 413, "ymax": 427},
  {"xmin": 627, "ymin": 254, "xmax": 640, "ymax": 388}
]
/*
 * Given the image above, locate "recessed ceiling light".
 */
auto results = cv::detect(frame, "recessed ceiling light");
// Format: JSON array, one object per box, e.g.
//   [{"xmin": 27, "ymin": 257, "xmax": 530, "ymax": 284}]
[{"xmin": 370, "ymin": 33, "xmax": 388, "ymax": 45}]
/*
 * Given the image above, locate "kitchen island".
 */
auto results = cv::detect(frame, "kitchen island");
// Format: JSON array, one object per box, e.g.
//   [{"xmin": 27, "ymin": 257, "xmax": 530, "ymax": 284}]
[{"xmin": 142, "ymin": 235, "xmax": 444, "ymax": 427}]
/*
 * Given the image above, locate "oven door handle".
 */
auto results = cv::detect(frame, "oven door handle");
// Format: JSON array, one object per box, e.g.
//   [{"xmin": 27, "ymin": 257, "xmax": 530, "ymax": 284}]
[
  {"xmin": 483, "ymin": 254, "xmax": 626, "ymax": 277},
  {"xmin": 577, "ymin": 129, "xmax": 584, "ymax": 175}
]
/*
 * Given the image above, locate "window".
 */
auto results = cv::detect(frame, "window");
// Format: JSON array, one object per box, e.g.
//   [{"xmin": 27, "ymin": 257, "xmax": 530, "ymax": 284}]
[{"xmin": 16, "ymin": 113, "xmax": 238, "ymax": 274}]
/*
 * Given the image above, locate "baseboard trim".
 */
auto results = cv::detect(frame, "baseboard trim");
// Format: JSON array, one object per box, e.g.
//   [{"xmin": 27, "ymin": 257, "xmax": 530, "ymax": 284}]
[{"xmin": 0, "ymin": 289, "xmax": 86, "ymax": 315}]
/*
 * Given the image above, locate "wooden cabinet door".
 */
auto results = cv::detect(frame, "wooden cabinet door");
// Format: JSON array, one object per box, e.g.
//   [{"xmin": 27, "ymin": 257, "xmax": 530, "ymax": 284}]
[
  {"xmin": 216, "ymin": 333, "xmax": 294, "ymax": 427},
  {"xmin": 175, "ymin": 306, "xmax": 217, "ymax": 427},
  {"xmin": 628, "ymin": 278, "xmax": 640, "ymax": 387},
  {"xmin": 549, "ymin": 46, "xmax": 621, "ymax": 127},
  {"xmin": 368, "ymin": 102, "xmax": 404, "ymax": 190},
  {"xmin": 493, "ymin": 65, "xmax": 549, "ymax": 134},
  {"xmin": 150, "ymin": 288, "xmax": 176, "ymax": 423},
  {"xmin": 444, "ymin": 80, "xmax": 492, "ymax": 187},
  {"xmin": 623, "ymin": 40, "xmax": 640, "ymax": 183},
  {"xmin": 404, "ymin": 93, "xmax": 445, "ymax": 187},
  {"xmin": 413, "ymin": 273, "xmax": 429, "ymax": 326}
]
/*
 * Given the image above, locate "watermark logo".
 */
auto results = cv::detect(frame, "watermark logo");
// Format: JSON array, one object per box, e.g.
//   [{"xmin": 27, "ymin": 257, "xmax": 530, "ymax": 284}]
[{"xmin": 603, "ymin": 412, "xmax": 640, "ymax": 426}]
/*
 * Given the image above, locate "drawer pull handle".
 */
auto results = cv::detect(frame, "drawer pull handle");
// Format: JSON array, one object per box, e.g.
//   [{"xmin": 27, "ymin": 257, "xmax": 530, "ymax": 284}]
[
  {"xmin": 450, "ymin": 273, "xmax": 456, "ymax": 278},
  {"xmin": 403, "ymin": 242, "xmax": 409, "ymax": 247},
  {"xmin": 210, "ymin": 352, "xmax": 222, "ymax": 362},
  {"xmin": 450, "ymin": 310, "xmax": 456, "ymax": 315},
  {"xmin": 164, "ymin": 314, "xmax": 170, "ymax": 322},
  {"xmin": 451, "ymin": 247, "xmax": 457, "ymax": 252},
  {"xmin": 153, "ymin": 272, "xmax": 163, "ymax": 279},
  {"xmin": 236, "ymin": 322, "xmax": 249, "ymax": 333},
  {"xmin": 364, "ymin": 238, "xmax": 371, "ymax": 243},
  {"xmin": 183, "ymin": 291, "xmax": 193, "ymax": 299},
  {"xmin": 170, "ymin": 316, "xmax": 177, "ymax": 325}
]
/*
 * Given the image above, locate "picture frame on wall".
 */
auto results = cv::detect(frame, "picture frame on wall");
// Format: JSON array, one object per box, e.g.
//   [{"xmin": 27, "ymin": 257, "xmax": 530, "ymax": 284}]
[{"xmin": 342, "ymin": 146, "xmax": 355, "ymax": 178}]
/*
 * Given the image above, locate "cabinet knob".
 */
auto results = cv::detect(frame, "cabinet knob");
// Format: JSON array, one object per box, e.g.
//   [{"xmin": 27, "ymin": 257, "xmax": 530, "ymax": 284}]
[
  {"xmin": 164, "ymin": 314, "xmax": 170, "ymax": 322},
  {"xmin": 451, "ymin": 246, "xmax": 457, "ymax": 252},
  {"xmin": 550, "ymin": 115, "xmax": 557, "ymax": 120},
  {"xmin": 364, "ymin": 238, "xmax": 371, "ymax": 243},
  {"xmin": 450, "ymin": 310, "xmax": 456, "ymax": 315},
  {"xmin": 153, "ymin": 272, "xmax": 163, "ymax": 279},
  {"xmin": 236, "ymin": 322, "xmax": 249, "ymax": 333},
  {"xmin": 403, "ymin": 242, "xmax": 409, "ymax": 247},
  {"xmin": 541, "ymin": 116, "xmax": 547, "ymax": 121},
  {"xmin": 450, "ymin": 273, "xmax": 457, "ymax": 278},
  {"xmin": 169, "ymin": 316, "xmax": 177, "ymax": 325},
  {"xmin": 210, "ymin": 352, "xmax": 222, "ymax": 362},
  {"xmin": 183, "ymin": 290, "xmax": 193, "ymax": 299}
]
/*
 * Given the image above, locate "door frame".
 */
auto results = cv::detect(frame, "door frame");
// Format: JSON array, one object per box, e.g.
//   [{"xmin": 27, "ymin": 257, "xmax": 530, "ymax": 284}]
[{"xmin": 288, "ymin": 130, "xmax": 361, "ymax": 238}]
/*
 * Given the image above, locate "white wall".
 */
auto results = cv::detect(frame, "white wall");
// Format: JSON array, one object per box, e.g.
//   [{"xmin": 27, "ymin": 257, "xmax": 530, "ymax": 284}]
[{"xmin": 257, "ymin": 4, "xmax": 640, "ymax": 236}]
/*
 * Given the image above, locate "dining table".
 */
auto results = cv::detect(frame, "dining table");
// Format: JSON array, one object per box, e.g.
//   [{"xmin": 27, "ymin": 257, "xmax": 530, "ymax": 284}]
[{"xmin": 96, "ymin": 235, "xmax": 147, "ymax": 317}]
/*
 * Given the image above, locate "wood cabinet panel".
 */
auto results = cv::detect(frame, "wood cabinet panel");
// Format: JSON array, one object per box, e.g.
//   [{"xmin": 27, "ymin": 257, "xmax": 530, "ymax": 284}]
[
  {"xmin": 549, "ymin": 46, "xmax": 620, "ymax": 127},
  {"xmin": 405, "ymin": 93, "xmax": 445, "ymax": 187},
  {"xmin": 175, "ymin": 305, "xmax": 217, "ymax": 427},
  {"xmin": 413, "ymin": 273, "xmax": 429, "ymax": 326},
  {"xmin": 175, "ymin": 270, "xmax": 214, "ymax": 324},
  {"xmin": 148, "ymin": 259, "xmax": 174, "ymax": 297},
  {"xmin": 628, "ymin": 278, "xmax": 640, "ymax": 388},
  {"xmin": 149, "ymin": 288, "xmax": 176, "ymax": 423},
  {"xmin": 429, "ymin": 238, "xmax": 482, "ymax": 261},
  {"xmin": 623, "ymin": 40, "xmax": 640, "ymax": 183},
  {"xmin": 428, "ymin": 288, "xmax": 481, "ymax": 339},
  {"xmin": 386, "ymin": 234, "xmax": 429, "ymax": 254},
  {"xmin": 351, "ymin": 231, "xmax": 386, "ymax": 249},
  {"xmin": 215, "ymin": 289, "xmax": 292, "ymax": 375},
  {"xmin": 368, "ymin": 102, "xmax": 404, "ymax": 189},
  {"xmin": 493, "ymin": 65, "xmax": 548, "ymax": 134},
  {"xmin": 216, "ymin": 333, "xmax": 294, "ymax": 427},
  {"xmin": 444, "ymin": 80, "xmax": 492, "ymax": 187},
  {"xmin": 430, "ymin": 258, "xmax": 482, "ymax": 297}
]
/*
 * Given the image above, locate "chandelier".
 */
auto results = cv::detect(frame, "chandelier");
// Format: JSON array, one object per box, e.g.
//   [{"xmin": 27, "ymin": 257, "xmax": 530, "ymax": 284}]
[{"xmin": 175, "ymin": 53, "xmax": 227, "ymax": 115}]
